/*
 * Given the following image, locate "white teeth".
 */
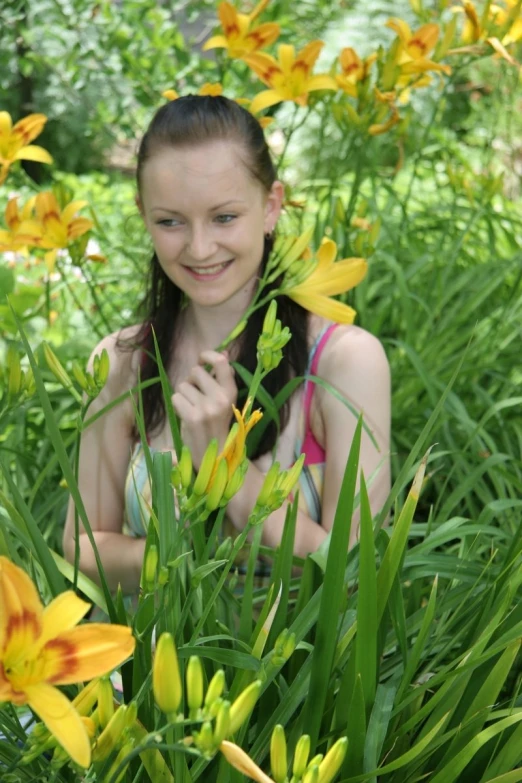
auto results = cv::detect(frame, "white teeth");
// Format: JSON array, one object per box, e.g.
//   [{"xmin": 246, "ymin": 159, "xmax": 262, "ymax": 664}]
[{"xmin": 190, "ymin": 262, "xmax": 230, "ymax": 276}]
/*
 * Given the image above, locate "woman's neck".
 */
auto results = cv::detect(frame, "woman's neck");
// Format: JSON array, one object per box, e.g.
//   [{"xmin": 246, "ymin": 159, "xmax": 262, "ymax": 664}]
[{"xmin": 183, "ymin": 278, "xmax": 258, "ymax": 353}]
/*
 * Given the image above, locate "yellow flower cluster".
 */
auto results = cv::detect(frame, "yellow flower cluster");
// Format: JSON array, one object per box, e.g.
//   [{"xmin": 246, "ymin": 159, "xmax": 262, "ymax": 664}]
[
  {"xmin": 184, "ymin": 0, "xmax": 521, "ymax": 137},
  {"xmin": 0, "ymin": 189, "xmax": 94, "ymax": 273},
  {"xmin": 0, "ymin": 112, "xmax": 52, "ymax": 185}
]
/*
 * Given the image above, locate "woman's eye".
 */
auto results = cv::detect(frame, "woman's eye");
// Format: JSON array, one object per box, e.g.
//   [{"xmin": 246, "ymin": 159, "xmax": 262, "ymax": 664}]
[
  {"xmin": 215, "ymin": 214, "xmax": 236, "ymax": 224},
  {"xmin": 158, "ymin": 219, "xmax": 181, "ymax": 227}
]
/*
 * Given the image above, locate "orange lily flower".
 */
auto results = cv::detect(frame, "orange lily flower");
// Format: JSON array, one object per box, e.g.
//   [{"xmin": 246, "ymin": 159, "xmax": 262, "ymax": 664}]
[
  {"xmin": 386, "ymin": 19, "xmax": 452, "ymax": 81},
  {"xmin": 202, "ymin": 0, "xmax": 280, "ymax": 58},
  {"xmin": 218, "ymin": 397, "xmax": 263, "ymax": 481},
  {"xmin": 281, "ymin": 238, "xmax": 367, "ymax": 324},
  {"xmin": 0, "ymin": 112, "xmax": 53, "ymax": 185},
  {"xmin": 34, "ymin": 191, "xmax": 94, "ymax": 273},
  {"xmin": 244, "ymin": 41, "xmax": 338, "ymax": 113},
  {"xmin": 452, "ymin": 1, "xmax": 520, "ymax": 63},
  {"xmin": 336, "ymin": 47, "xmax": 377, "ymax": 98},
  {"xmin": 0, "ymin": 196, "xmax": 42, "ymax": 252},
  {"xmin": 0, "ymin": 556, "xmax": 135, "ymax": 768}
]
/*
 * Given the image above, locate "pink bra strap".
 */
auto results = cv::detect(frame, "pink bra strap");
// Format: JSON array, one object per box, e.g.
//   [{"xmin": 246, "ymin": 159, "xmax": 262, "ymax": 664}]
[{"xmin": 301, "ymin": 324, "xmax": 339, "ymax": 464}]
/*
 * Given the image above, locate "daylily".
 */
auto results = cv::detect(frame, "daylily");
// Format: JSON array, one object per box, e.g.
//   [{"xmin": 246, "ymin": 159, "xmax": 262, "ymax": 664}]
[
  {"xmin": 202, "ymin": 0, "xmax": 280, "ymax": 58},
  {"xmin": 280, "ymin": 238, "xmax": 368, "ymax": 323},
  {"xmin": 34, "ymin": 191, "xmax": 94, "ymax": 273},
  {"xmin": 220, "ymin": 740, "xmax": 276, "ymax": 783},
  {"xmin": 162, "ymin": 82, "xmax": 225, "ymax": 101},
  {"xmin": 452, "ymin": 0, "xmax": 521, "ymax": 63},
  {"xmin": 336, "ymin": 47, "xmax": 377, "ymax": 98},
  {"xmin": 386, "ymin": 19, "xmax": 452, "ymax": 82},
  {"xmin": 0, "ymin": 556, "xmax": 135, "ymax": 768},
  {"xmin": 0, "ymin": 196, "xmax": 42, "ymax": 253},
  {"xmin": 0, "ymin": 112, "xmax": 53, "ymax": 185},
  {"xmin": 217, "ymin": 397, "xmax": 263, "ymax": 481},
  {"xmin": 244, "ymin": 41, "xmax": 338, "ymax": 113},
  {"xmin": 368, "ymin": 88, "xmax": 402, "ymax": 135}
]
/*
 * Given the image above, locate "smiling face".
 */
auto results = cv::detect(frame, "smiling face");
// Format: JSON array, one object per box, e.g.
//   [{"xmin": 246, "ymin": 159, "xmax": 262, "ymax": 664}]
[{"xmin": 138, "ymin": 139, "xmax": 283, "ymax": 309}]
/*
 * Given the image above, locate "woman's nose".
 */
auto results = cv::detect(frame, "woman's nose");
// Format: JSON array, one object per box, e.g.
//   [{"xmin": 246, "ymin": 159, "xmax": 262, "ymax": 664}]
[{"xmin": 187, "ymin": 226, "xmax": 218, "ymax": 261}]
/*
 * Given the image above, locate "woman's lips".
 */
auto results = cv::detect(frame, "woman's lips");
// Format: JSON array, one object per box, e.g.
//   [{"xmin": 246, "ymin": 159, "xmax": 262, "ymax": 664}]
[{"xmin": 183, "ymin": 259, "xmax": 234, "ymax": 281}]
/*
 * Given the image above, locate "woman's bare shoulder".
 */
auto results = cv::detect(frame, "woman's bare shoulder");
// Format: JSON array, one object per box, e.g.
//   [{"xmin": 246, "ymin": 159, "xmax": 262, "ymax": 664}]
[{"xmin": 319, "ymin": 324, "xmax": 390, "ymax": 392}]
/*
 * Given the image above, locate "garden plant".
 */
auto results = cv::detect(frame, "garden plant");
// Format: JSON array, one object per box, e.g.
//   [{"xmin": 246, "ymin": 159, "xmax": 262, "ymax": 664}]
[{"xmin": 0, "ymin": 0, "xmax": 522, "ymax": 781}]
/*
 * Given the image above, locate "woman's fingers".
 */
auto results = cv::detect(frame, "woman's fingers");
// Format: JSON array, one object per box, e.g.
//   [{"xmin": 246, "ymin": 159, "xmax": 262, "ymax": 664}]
[{"xmin": 198, "ymin": 350, "xmax": 236, "ymax": 394}]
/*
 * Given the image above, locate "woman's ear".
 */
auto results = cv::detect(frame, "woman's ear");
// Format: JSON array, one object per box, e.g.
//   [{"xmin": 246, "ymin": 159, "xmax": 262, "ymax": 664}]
[{"xmin": 264, "ymin": 180, "xmax": 284, "ymax": 233}]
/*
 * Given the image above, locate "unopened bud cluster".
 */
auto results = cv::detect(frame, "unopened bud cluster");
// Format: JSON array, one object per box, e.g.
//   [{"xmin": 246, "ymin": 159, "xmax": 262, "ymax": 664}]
[
  {"xmin": 255, "ymin": 453, "xmax": 305, "ymax": 514},
  {"xmin": 266, "ymin": 227, "xmax": 315, "ymax": 283},
  {"xmin": 270, "ymin": 724, "xmax": 348, "ymax": 783},
  {"xmin": 43, "ymin": 341, "xmax": 110, "ymax": 402},
  {"xmin": 257, "ymin": 300, "xmax": 292, "ymax": 373},
  {"xmin": 153, "ymin": 632, "xmax": 263, "ymax": 757}
]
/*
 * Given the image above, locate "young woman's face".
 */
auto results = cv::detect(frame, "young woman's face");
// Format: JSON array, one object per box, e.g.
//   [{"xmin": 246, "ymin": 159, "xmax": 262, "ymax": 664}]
[{"xmin": 138, "ymin": 140, "xmax": 282, "ymax": 309}]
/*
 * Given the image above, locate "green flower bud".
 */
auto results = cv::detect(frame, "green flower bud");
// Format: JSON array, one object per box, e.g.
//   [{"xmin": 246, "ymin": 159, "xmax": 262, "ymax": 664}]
[
  {"xmin": 95, "ymin": 348, "xmax": 110, "ymax": 388},
  {"xmin": 178, "ymin": 445, "xmax": 193, "ymax": 489},
  {"xmin": 142, "ymin": 544, "xmax": 158, "ymax": 592},
  {"xmin": 153, "ymin": 633, "xmax": 182, "ymax": 716},
  {"xmin": 318, "ymin": 737, "xmax": 348, "ymax": 783},
  {"xmin": 229, "ymin": 680, "xmax": 262, "ymax": 735},
  {"xmin": 105, "ymin": 736, "xmax": 135, "ymax": 783},
  {"xmin": 227, "ymin": 318, "xmax": 248, "ymax": 342},
  {"xmin": 293, "ymin": 734, "xmax": 311, "ymax": 778},
  {"xmin": 256, "ymin": 462, "xmax": 281, "ymax": 508},
  {"xmin": 194, "ymin": 721, "xmax": 215, "ymax": 756},
  {"xmin": 92, "ymin": 704, "xmax": 130, "ymax": 761},
  {"xmin": 206, "ymin": 457, "xmax": 229, "ymax": 512},
  {"xmin": 97, "ymin": 676, "xmax": 115, "ymax": 728},
  {"xmin": 205, "ymin": 669, "xmax": 226, "ymax": 709},
  {"xmin": 262, "ymin": 300, "xmax": 278, "ymax": 336},
  {"xmin": 278, "ymin": 454, "xmax": 305, "ymax": 497},
  {"xmin": 303, "ymin": 764, "xmax": 320, "ymax": 783},
  {"xmin": 270, "ymin": 724, "xmax": 287, "ymax": 783},
  {"xmin": 214, "ymin": 536, "xmax": 233, "ymax": 560},
  {"xmin": 7, "ymin": 347, "xmax": 22, "ymax": 402},
  {"xmin": 222, "ymin": 461, "xmax": 248, "ymax": 503},
  {"xmin": 71, "ymin": 360, "xmax": 90, "ymax": 392},
  {"xmin": 193, "ymin": 439, "xmax": 219, "ymax": 495},
  {"xmin": 213, "ymin": 699, "xmax": 231, "ymax": 745},
  {"xmin": 186, "ymin": 656, "xmax": 204, "ymax": 714}
]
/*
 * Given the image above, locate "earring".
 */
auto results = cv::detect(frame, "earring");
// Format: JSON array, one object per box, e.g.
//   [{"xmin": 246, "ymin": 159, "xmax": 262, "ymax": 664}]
[{"xmin": 264, "ymin": 227, "xmax": 274, "ymax": 240}]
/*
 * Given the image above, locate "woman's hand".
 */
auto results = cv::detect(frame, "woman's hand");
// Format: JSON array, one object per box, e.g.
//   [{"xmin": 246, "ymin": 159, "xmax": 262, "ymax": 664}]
[{"xmin": 172, "ymin": 350, "xmax": 238, "ymax": 469}]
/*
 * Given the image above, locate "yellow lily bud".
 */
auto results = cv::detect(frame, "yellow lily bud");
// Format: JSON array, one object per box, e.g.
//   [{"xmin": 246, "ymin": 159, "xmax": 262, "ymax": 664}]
[
  {"xmin": 186, "ymin": 656, "xmax": 204, "ymax": 714},
  {"xmin": 71, "ymin": 360, "xmax": 90, "ymax": 392},
  {"xmin": 124, "ymin": 700, "xmax": 138, "ymax": 730},
  {"xmin": 213, "ymin": 700, "xmax": 231, "ymax": 745},
  {"xmin": 205, "ymin": 669, "xmax": 226, "ymax": 708},
  {"xmin": 194, "ymin": 721, "xmax": 215, "ymax": 755},
  {"xmin": 97, "ymin": 676, "xmax": 115, "ymax": 728},
  {"xmin": 193, "ymin": 439, "xmax": 219, "ymax": 495},
  {"xmin": 106, "ymin": 737, "xmax": 136, "ymax": 783},
  {"xmin": 227, "ymin": 318, "xmax": 248, "ymax": 342},
  {"xmin": 92, "ymin": 704, "xmax": 130, "ymax": 761},
  {"xmin": 272, "ymin": 629, "xmax": 296, "ymax": 666},
  {"xmin": 153, "ymin": 632, "xmax": 182, "ymax": 716},
  {"xmin": 278, "ymin": 454, "xmax": 305, "ymax": 497},
  {"xmin": 143, "ymin": 544, "xmax": 158, "ymax": 592},
  {"xmin": 95, "ymin": 348, "xmax": 110, "ymax": 387},
  {"xmin": 276, "ymin": 227, "xmax": 314, "ymax": 275},
  {"xmin": 229, "ymin": 680, "xmax": 262, "ymax": 735},
  {"xmin": 158, "ymin": 565, "xmax": 169, "ymax": 585},
  {"xmin": 222, "ymin": 461, "xmax": 248, "ymax": 503},
  {"xmin": 293, "ymin": 734, "xmax": 311, "ymax": 778},
  {"xmin": 43, "ymin": 342, "xmax": 72, "ymax": 389},
  {"xmin": 303, "ymin": 764, "xmax": 320, "ymax": 783},
  {"xmin": 270, "ymin": 724, "xmax": 287, "ymax": 783},
  {"xmin": 72, "ymin": 678, "xmax": 100, "ymax": 717},
  {"xmin": 318, "ymin": 737, "xmax": 348, "ymax": 783},
  {"xmin": 178, "ymin": 445, "xmax": 193, "ymax": 489},
  {"xmin": 206, "ymin": 457, "xmax": 229, "ymax": 512},
  {"xmin": 256, "ymin": 462, "xmax": 281, "ymax": 507},
  {"xmin": 262, "ymin": 300, "xmax": 278, "ymax": 337}
]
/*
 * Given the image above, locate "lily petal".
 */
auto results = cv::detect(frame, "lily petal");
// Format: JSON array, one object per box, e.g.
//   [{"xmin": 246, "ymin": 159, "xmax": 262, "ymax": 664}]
[
  {"xmin": 250, "ymin": 89, "xmax": 284, "ymax": 114},
  {"xmin": 0, "ymin": 111, "xmax": 13, "ymax": 136},
  {"xmin": 40, "ymin": 623, "xmax": 135, "ymax": 685},
  {"xmin": 288, "ymin": 291, "xmax": 357, "ymax": 323},
  {"xmin": 25, "ymin": 681, "xmax": 91, "ymax": 768},
  {"xmin": 39, "ymin": 592, "xmax": 91, "ymax": 649},
  {"xmin": 0, "ymin": 556, "xmax": 43, "ymax": 660},
  {"xmin": 61, "ymin": 200, "xmax": 89, "ymax": 225},
  {"xmin": 202, "ymin": 34, "xmax": 229, "ymax": 51},
  {"xmin": 220, "ymin": 741, "xmax": 275, "ymax": 783},
  {"xmin": 13, "ymin": 145, "xmax": 53, "ymax": 164}
]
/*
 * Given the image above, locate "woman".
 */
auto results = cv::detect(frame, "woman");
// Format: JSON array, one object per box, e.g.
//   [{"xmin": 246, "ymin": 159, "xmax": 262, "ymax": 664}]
[{"xmin": 63, "ymin": 95, "xmax": 391, "ymax": 594}]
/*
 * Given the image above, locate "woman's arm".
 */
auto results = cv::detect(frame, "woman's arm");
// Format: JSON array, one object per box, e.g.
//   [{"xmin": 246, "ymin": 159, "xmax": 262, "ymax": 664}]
[{"xmin": 62, "ymin": 330, "xmax": 145, "ymax": 593}]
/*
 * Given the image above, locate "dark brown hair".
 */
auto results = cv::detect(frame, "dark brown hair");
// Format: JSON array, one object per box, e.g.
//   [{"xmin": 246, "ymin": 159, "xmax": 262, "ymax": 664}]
[{"xmin": 120, "ymin": 95, "xmax": 309, "ymax": 458}]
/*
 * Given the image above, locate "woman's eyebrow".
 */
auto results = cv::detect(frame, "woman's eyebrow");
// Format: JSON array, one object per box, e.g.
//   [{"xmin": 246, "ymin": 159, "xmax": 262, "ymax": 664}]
[{"xmin": 151, "ymin": 199, "xmax": 246, "ymax": 214}]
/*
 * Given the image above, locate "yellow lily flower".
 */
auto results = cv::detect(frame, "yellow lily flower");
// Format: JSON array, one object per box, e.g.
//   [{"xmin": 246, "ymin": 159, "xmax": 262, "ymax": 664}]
[
  {"xmin": 202, "ymin": 0, "xmax": 280, "ymax": 58},
  {"xmin": 452, "ymin": 0, "xmax": 521, "ymax": 63},
  {"xmin": 220, "ymin": 740, "xmax": 276, "ymax": 783},
  {"xmin": 368, "ymin": 88, "xmax": 402, "ymax": 135},
  {"xmin": 281, "ymin": 238, "xmax": 367, "ymax": 324},
  {"xmin": 336, "ymin": 47, "xmax": 377, "ymax": 98},
  {"xmin": 162, "ymin": 82, "xmax": 226, "ymax": 101},
  {"xmin": 0, "ymin": 556, "xmax": 135, "ymax": 768},
  {"xmin": 34, "ymin": 191, "xmax": 94, "ymax": 273},
  {"xmin": 0, "ymin": 196, "xmax": 42, "ymax": 252},
  {"xmin": 0, "ymin": 112, "xmax": 53, "ymax": 185},
  {"xmin": 218, "ymin": 398, "xmax": 263, "ymax": 481},
  {"xmin": 386, "ymin": 19, "xmax": 452, "ymax": 81},
  {"xmin": 244, "ymin": 41, "xmax": 338, "ymax": 113}
]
